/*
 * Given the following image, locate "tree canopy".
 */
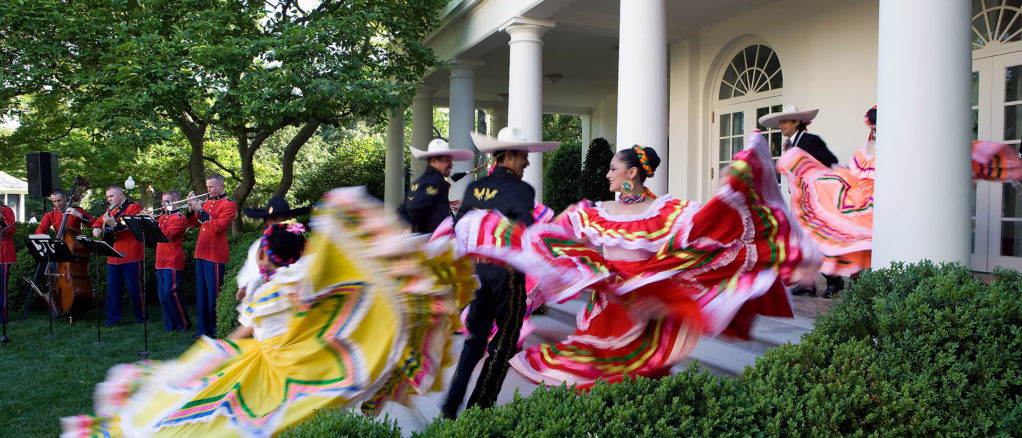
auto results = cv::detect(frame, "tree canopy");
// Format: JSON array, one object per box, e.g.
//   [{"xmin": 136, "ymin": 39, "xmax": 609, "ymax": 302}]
[{"xmin": 2, "ymin": 0, "xmax": 447, "ymax": 215}]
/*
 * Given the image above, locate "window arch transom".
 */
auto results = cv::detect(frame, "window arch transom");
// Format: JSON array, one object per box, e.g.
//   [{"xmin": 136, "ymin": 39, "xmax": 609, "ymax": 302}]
[
  {"xmin": 718, "ymin": 44, "xmax": 782, "ymax": 100},
  {"xmin": 973, "ymin": 0, "xmax": 1022, "ymax": 50}
]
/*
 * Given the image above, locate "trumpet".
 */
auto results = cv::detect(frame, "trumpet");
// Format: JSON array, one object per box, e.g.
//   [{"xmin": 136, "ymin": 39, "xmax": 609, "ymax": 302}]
[{"xmin": 141, "ymin": 193, "xmax": 209, "ymax": 216}]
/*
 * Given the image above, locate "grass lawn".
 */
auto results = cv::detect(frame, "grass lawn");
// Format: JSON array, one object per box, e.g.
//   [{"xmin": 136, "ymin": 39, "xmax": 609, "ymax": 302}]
[{"xmin": 0, "ymin": 305, "xmax": 197, "ymax": 437}]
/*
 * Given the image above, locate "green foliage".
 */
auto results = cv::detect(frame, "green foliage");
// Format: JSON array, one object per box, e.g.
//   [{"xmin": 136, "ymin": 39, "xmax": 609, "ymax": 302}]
[
  {"xmin": 215, "ymin": 229, "xmax": 265, "ymax": 337},
  {"xmin": 2, "ymin": 0, "xmax": 448, "ymax": 204},
  {"xmin": 281, "ymin": 407, "xmax": 402, "ymax": 438},
  {"xmin": 541, "ymin": 142, "xmax": 582, "ymax": 213},
  {"xmin": 409, "ymin": 261, "xmax": 1019, "ymax": 437},
  {"xmin": 580, "ymin": 137, "xmax": 615, "ymax": 202},
  {"xmin": 291, "ymin": 128, "xmax": 389, "ymax": 204},
  {"xmin": 540, "ymin": 114, "xmax": 583, "ymax": 176}
]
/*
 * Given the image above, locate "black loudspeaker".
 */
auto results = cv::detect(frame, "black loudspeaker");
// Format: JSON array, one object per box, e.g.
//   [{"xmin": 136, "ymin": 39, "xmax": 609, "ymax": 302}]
[{"xmin": 26, "ymin": 152, "xmax": 59, "ymax": 198}]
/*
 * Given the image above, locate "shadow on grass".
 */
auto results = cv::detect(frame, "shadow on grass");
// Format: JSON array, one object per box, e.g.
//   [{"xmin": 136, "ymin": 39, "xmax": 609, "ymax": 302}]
[{"xmin": 0, "ymin": 305, "xmax": 197, "ymax": 436}]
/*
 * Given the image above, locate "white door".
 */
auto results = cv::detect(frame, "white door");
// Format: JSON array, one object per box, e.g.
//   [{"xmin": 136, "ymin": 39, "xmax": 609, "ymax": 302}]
[
  {"xmin": 711, "ymin": 100, "xmax": 784, "ymax": 189},
  {"xmin": 973, "ymin": 51, "xmax": 1022, "ymax": 271}
]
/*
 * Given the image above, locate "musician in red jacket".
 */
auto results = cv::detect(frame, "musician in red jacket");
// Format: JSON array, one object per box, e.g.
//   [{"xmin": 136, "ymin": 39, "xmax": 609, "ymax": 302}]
[
  {"xmin": 1, "ymin": 201, "xmax": 15, "ymax": 330},
  {"xmin": 186, "ymin": 174, "xmax": 237, "ymax": 338},
  {"xmin": 91, "ymin": 185, "xmax": 144, "ymax": 326},
  {"xmin": 155, "ymin": 191, "xmax": 191, "ymax": 332},
  {"xmin": 35, "ymin": 189, "xmax": 93, "ymax": 235}
]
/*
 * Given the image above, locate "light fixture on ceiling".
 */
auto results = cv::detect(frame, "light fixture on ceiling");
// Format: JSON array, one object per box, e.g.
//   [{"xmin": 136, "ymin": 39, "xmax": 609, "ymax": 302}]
[
  {"xmin": 544, "ymin": 74, "xmax": 563, "ymax": 84},
  {"xmin": 497, "ymin": 92, "xmax": 509, "ymax": 102}
]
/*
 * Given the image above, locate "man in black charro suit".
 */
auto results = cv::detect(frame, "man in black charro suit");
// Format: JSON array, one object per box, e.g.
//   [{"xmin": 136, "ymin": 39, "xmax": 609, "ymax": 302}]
[{"xmin": 441, "ymin": 127, "xmax": 559, "ymax": 419}]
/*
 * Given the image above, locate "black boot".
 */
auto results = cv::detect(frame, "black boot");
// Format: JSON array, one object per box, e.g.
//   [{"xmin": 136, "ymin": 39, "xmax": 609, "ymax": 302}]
[{"xmin": 822, "ymin": 275, "xmax": 844, "ymax": 299}]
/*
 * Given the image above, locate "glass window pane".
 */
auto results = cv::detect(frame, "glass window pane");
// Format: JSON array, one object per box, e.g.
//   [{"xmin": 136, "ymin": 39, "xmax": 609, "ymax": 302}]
[
  {"xmin": 973, "ymin": 109, "xmax": 980, "ymax": 140},
  {"xmin": 1000, "ymin": 221, "xmax": 1022, "ymax": 256},
  {"xmin": 732, "ymin": 112, "xmax": 744, "ymax": 136},
  {"xmin": 732, "ymin": 137, "xmax": 744, "ymax": 155},
  {"xmin": 719, "ymin": 113, "xmax": 731, "ymax": 137},
  {"xmin": 1005, "ymin": 104, "xmax": 1021, "ymax": 140},
  {"xmin": 972, "ymin": 218, "xmax": 976, "ymax": 253},
  {"xmin": 771, "ymin": 104, "xmax": 782, "ymax": 113},
  {"xmin": 732, "ymin": 52, "xmax": 747, "ymax": 79},
  {"xmin": 769, "ymin": 70, "xmax": 783, "ymax": 90},
  {"xmin": 756, "ymin": 107, "xmax": 768, "ymax": 130},
  {"xmin": 1003, "ymin": 9, "xmax": 1022, "ymax": 43},
  {"xmin": 771, "ymin": 132, "xmax": 783, "ymax": 156},
  {"xmin": 719, "ymin": 139, "xmax": 731, "ymax": 161},
  {"xmin": 1003, "ymin": 182, "xmax": 1022, "ymax": 217},
  {"xmin": 1006, "ymin": 65, "xmax": 1022, "ymax": 102},
  {"xmin": 719, "ymin": 84, "xmax": 732, "ymax": 100},
  {"xmin": 972, "ymin": 185, "xmax": 978, "ymax": 216},
  {"xmin": 973, "ymin": 71, "xmax": 980, "ymax": 106}
]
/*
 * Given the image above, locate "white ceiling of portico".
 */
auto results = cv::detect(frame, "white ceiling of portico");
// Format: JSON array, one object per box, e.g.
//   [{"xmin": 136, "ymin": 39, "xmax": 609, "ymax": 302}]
[{"xmin": 423, "ymin": 0, "xmax": 774, "ymax": 114}]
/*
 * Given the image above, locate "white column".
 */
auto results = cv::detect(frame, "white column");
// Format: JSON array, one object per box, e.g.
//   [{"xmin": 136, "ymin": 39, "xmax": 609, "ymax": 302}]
[
  {"xmin": 873, "ymin": 0, "xmax": 971, "ymax": 267},
  {"xmin": 616, "ymin": 0, "xmax": 668, "ymax": 195},
  {"xmin": 410, "ymin": 86, "xmax": 436, "ymax": 179},
  {"xmin": 503, "ymin": 17, "xmax": 554, "ymax": 202},
  {"xmin": 384, "ymin": 107, "xmax": 405, "ymax": 210},
  {"xmin": 448, "ymin": 60, "xmax": 482, "ymax": 202}
]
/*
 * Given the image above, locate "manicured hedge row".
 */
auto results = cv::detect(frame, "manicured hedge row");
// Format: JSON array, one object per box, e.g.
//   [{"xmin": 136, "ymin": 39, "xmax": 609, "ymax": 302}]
[
  {"xmin": 286, "ymin": 262, "xmax": 1022, "ymax": 437},
  {"xmin": 214, "ymin": 229, "xmax": 264, "ymax": 337}
]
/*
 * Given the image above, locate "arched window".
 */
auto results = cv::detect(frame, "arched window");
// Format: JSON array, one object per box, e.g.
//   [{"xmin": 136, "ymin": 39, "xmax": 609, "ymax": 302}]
[
  {"xmin": 718, "ymin": 44, "xmax": 783, "ymax": 100},
  {"xmin": 972, "ymin": 0, "xmax": 1022, "ymax": 50},
  {"xmin": 712, "ymin": 43, "xmax": 784, "ymax": 182}
]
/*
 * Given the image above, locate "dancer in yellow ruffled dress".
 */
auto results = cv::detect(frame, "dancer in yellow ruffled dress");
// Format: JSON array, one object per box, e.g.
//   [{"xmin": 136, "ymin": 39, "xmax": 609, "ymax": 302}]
[{"xmin": 61, "ymin": 187, "xmax": 476, "ymax": 438}]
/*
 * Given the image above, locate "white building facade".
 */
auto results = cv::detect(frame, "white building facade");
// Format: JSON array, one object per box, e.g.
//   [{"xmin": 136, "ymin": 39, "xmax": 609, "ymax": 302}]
[{"xmin": 383, "ymin": 0, "xmax": 1022, "ymax": 273}]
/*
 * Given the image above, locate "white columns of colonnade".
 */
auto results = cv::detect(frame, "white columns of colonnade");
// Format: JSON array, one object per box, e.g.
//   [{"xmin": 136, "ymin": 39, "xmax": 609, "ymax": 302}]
[
  {"xmin": 616, "ymin": 0, "xmax": 667, "ymax": 195},
  {"xmin": 448, "ymin": 60, "xmax": 482, "ymax": 202},
  {"xmin": 873, "ymin": 0, "xmax": 972, "ymax": 267},
  {"xmin": 503, "ymin": 17, "xmax": 554, "ymax": 202},
  {"xmin": 410, "ymin": 86, "xmax": 436, "ymax": 179},
  {"xmin": 383, "ymin": 107, "xmax": 405, "ymax": 209}
]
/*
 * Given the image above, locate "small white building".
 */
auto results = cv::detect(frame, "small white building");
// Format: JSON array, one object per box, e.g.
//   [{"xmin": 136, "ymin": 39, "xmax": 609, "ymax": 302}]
[
  {"xmin": 383, "ymin": 0, "xmax": 1020, "ymax": 273},
  {"xmin": 0, "ymin": 171, "xmax": 28, "ymax": 222}
]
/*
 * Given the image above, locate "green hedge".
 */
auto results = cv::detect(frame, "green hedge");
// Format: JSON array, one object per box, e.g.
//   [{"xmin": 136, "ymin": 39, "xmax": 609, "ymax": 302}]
[
  {"xmin": 215, "ymin": 229, "xmax": 265, "ymax": 337},
  {"xmin": 279, "ymin": 407, "xmax": 402, "ymax": 438},
  {"xmin": 285, "ymin": 261, "xmax": 1021, "ymax": 436}
]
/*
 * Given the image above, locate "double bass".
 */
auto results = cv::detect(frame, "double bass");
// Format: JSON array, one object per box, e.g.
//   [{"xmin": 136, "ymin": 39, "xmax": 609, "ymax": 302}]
[{"xmin": 48, "ymin": 176, "xmax": 93, "ymax": 317}]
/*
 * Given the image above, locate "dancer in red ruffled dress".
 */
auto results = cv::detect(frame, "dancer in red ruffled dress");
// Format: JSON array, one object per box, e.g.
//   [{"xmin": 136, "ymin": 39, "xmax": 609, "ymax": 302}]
[
  {"xmin": 448, "ymin": 133, "xmax": 820, "ymax": 389},
  {"xmin": 777, "ymin": 106, "xmax": 1022, "ymax": 297}
]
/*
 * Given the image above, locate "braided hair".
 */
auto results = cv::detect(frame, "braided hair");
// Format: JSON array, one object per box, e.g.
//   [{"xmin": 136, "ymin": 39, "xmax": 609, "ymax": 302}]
[
  {"xmin": 616, "ymin": 145, "xmax": 662, "ymax": 182},
  {"xmin": 260, "ymin": 222, "xmax": 307, "ymax": 268}
]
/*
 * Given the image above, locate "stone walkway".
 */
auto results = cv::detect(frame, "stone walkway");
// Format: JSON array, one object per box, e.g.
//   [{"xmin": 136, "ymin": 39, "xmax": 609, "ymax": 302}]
[{"xmin": 380, "ymin": 292, "xmax": 840, "ymax": 435}]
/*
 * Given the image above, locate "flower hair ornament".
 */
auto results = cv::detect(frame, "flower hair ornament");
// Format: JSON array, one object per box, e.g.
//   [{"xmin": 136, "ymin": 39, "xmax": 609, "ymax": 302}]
[
  {"xmin": 260, "ymin": 220, "xmax": 307, "ymax": 268},
  {"xmin": 631, "ymin": 145, "xmax": 655, "ymax": 178}
]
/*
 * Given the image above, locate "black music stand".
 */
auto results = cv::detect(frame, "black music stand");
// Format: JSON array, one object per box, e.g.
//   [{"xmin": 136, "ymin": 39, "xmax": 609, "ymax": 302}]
[
  {"xmin": 73, "ymin": 236, "xmax": 124, "ymax": 343},
  {"xmin": 0, "ymin": 221, "xmax": 13, "ymax": 344},
  {"xmin": 23, "ymin": 235, "xmax": 77, "ymax": 337},
  {"xmin": 122, "ymin": 215, "xmax": 168, "ymax": 358}
]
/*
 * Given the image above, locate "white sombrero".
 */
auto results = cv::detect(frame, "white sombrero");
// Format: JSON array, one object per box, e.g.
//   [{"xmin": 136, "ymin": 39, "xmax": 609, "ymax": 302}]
[
  {"xmin": 470, "ymin": 127, "xmax": 560, "ymax": 154},
  {"xmin": 757, "ymin": 105, "xmax": 820, "ymax": 129},
  {"xmin": 409, "ymin": 138, "xmax": 475, "ymax": 161}
]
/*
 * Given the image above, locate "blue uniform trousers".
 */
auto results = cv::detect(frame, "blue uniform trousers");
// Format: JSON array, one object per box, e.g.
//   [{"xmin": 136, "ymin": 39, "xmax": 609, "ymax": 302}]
[
  {"xmin": 195, "ymin": 259, "xmax": 225, "ymax": 337},
  {"xmin": 156, "ymin": 268, "xmax": 190, "ymax": 331},
  {"xmin": 105, "ymin": 261, "xmax": 144, "ymax": 324}
]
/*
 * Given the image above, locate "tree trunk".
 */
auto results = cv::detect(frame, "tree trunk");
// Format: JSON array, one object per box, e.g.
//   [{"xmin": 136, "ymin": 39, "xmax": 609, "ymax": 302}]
[
  {"xmin": 179, "ymin": 111, "xmax": 208, "ymax": 194},
  {"xmin": 273, "ymin": 123, "xmax": 320, "ymax": 197},
  {"xmin": 231, "ymin": 131, "xmax": 270, "ymax": 227}
]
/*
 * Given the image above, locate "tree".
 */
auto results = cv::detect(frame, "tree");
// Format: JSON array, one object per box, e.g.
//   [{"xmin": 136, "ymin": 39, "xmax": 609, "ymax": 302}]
[
  {"xmin": 580, "ymin": 137, "xmax": 615, "ymax": 202},
  {"xmin": 2, "ymin": 0, "xmax": 447, "ymax": 216},
  {"xmin": 543, "ymin": 142, "xmax": 582, "ymax": 213}
]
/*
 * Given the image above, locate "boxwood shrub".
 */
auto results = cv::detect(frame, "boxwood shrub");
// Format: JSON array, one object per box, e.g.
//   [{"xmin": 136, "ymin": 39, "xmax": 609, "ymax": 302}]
[{"xmin": 282, "ymin": 261, "xmax": 1022, "ymax": 437}]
